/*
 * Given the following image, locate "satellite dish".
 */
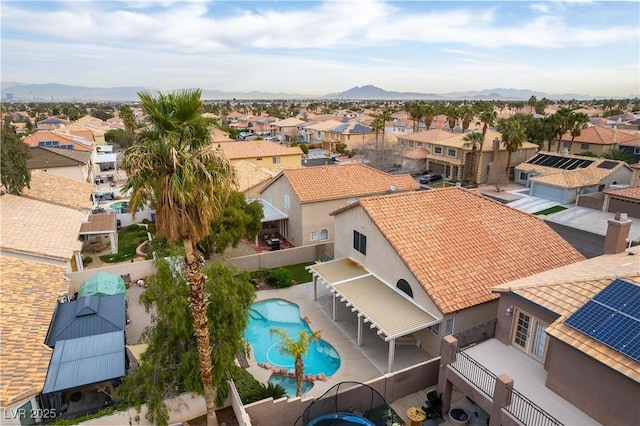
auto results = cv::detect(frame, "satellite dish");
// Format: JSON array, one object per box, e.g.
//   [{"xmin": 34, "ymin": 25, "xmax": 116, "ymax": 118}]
[{"xmin": 389, "ymin": 185, "xmax": 396, "ymax": 192}]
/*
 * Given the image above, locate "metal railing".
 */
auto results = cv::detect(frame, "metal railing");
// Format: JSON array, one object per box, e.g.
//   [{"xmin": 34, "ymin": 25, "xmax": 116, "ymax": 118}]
[
  {"xmin": 450, "ymin": 347, "xmax": 496, "ymax": 398},
  {"xmin": 454, "ymin": 319, "xmax": 496, "ymax": 348},
  {"xmin": 505, "ymin": 385, "xmax": 564, "ymax": 426}
]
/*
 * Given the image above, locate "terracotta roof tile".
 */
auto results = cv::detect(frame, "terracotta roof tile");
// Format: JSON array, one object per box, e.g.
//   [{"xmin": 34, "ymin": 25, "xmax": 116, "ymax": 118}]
[
  {"xmin": 0, "ymin": 194, "xmax": 86, "ymax": 261},
  {"xmin": 270, "ymin": 164, "xmax": 419, "ymax": 203},
  {"xmin": 354, "ymin": 187, "xmax": 585, "ymax": 314},
  {"xmin": 0, "ymin": 257, "xmax": 67, "ymax": 406},
  {"xmin": 603, "ymin": 185, "xmax": 640, "ymax": 200},
  {"xmin": 218, "ymin": 140, "xmax": 303, "ymax": 160},
  {"xmin": 22, "ymin": 170, "xmax": 94, "ymax": 210},
  {"xmin": 22, "ymin": 131, "xmax": 94, "ymax": 152},
  {"xmin": 399, "ymin": 128, "xmax": 538, "ymax": 151},
  {"xmin": 233, "ymin": 160, "xmax": 279, "ymax": 193},
  {"xmin": 560, "ymin": 125, "xmax": 638, "ymax": 145},
  {"xmin": 271, "ymin": 117, "xmax": 306, "ymax": 127}
]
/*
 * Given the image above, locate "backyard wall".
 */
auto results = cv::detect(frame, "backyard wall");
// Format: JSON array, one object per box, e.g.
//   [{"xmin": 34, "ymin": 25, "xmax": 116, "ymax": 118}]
[
  {"xmin": 66, "ymin": 259, "xmax": 156, "ymax": 293},
  {"xmin": 228, "ymin": 242, "xmax": 333, "ymax": 272},
  {"xmin": 244, "ymin": 358, "xmax": 440, "ymax": 426}
]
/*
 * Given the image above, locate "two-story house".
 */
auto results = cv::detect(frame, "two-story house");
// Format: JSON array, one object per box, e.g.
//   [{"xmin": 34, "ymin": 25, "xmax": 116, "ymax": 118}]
[
  {"xmin": 554, "ymin": 125, "xmax": 639, "ymax": 157},
  {"xmin": 258, "ymin": 163, "xmax": 418, "ymax": 247},
  {"xmin": 218, "ymin": 140, "xmax": 303, "ymax": 170}
]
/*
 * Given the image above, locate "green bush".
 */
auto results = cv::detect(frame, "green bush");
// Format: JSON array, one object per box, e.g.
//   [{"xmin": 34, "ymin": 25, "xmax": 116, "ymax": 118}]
[
  {"xmin": 266, "ymin": 268, "xmax": 293, "ymax": 288},
  {"xmin": 299, "ymin": 144, "xmax": 309, "ymax": 155},
  {"xmin": 229, "ymin": 366, "xmax": 286, "ymax": 403},
  {"xmin": 83, "ymin": 256, "xmax": 93, "ymax": 265}
]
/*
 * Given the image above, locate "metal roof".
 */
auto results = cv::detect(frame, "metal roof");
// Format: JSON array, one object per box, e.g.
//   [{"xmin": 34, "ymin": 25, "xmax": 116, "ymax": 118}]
[
  {"xmin": 309, "ymin": 258, "xmax": 438, "ymax": 341},
  {"xmin": 43, "ymin": 331, "xmax": 125, "ymax": 394},
  {"xmin": 250, "ymin": 198, "xmax": 288, "ymax": 222},
  {"xmin": 45, "ymin": 294, "xmax": 126, "ymax": 347}
]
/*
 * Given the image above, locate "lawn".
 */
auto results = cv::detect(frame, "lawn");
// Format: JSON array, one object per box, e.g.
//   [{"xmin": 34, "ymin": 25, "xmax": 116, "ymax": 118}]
[
  {"xmin": 533, "ymin": 205, "xmax": 568, "ymax": 216},
  {"xmin": 99, "ymin": 224, "xmax": 149, "ymax": 263},
  {"xmin": 281, "ymin": 262, "xmax": 315, "ymax": 284}
]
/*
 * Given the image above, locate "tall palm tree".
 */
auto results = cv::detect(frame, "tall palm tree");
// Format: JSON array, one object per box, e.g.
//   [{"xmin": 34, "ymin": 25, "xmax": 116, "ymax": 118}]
[
  {"xmin": 551, "ymin": 107, "xmax": 574, "ymax": 152},
  {"xmin": 270, "ymin": 329, "xmax": 322, "ymax": 397},
  {"xmin": 460, "ymin": 104, "xmax": 476, "ymax": 132},
  {"xmin": 377, "ymin": 109, "xmax": 392, "ymax": 152},
  {"xmin": 122, "ymin": 89, "xmax": 234, "ymax": 426},
  {"xmin": 528, "ymin": 95, "xmax": 537, "ymax": 113},
  {"xmin": 475, "ymin": 107, "xmax": 497, "ymax": 183},
  {"xmin": 566, "ymin": 112, "xmax": 590, "ymax": 153},
  {"xmin": 407, "ymin": 101, "xmax": 423, "ymax": 133},
  {"xmin": 119, "ymin": 105, "xmax": 136, "ymax": 136},
  {"xmin": 421, "ymin": 103, "xmax": 437, "ymax": 131},
  {"xmin": 371, "ymin": 115, "xmax": 384, "ymax": 151},
  {"xmin": 499, "ymin": 118, "xmax": 527, "ymax": 178},
  {"xmin": 445, "ymin": 104, "xmax": 460, "ymax": 132},
  {"xmin": 602, "ymin": 148, "xmax": 636, "ymax": 164},
  {"xmin": 462, "ymin": 131, "xmax": 483, "ymax": 185}
]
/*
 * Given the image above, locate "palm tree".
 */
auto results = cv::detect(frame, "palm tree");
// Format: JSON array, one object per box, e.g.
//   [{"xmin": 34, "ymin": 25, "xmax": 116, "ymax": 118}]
[
  {"xmin": 499, "ymin": 118, "xmax": 527, "ymax": 178},
  {"xmin": 119, "ymin": 105, "xmax": 136, "ymax": 136},
  {"xmin": 377, "ymin": 109, "xmax": 392, "ymax": 152},
  {"xmin": 566, "ymin": 112, "xmax": 590, "ymax": 153},
  {"xmin": 122, "ymin": 89, "xmax": 234, "ymax": 426},
  {"xmin": 371, "ymin": 115, "xmax": 384, "ymax": 151},
  {"xmin": 445, "ymin": 104, "xmax": 460, "ymax": 132},
  {"xmin": 421, "ymin": 103, "xmax": 436, "ymax": 131},
  {"xmin": 460, "ymin": 104, "xmax": 476, "ymax": 132},
  {"xmin": 475, "ymin": 107, "xmax": 497, "ymax": 183},
  {"xmin": 462, "ymin": 131, "xmax": 483, "ymax": 185},
  {"xmin": 552, "ymin": 107, "xmax": 574, "ymax": 152},
  {"xmin": 528, "ymin": 95, "xmax": 537, "ymax": 113},
  {"xmin": 407, "ymin": 101, "xmax": 423, "ymax": 133},
  {"xmin": 602, "ymin": 148, "xmax": 636, "ymax": 164},
  {"xmin": 270, "ymin": 329, "xmax": 322, "ymax": 397}
]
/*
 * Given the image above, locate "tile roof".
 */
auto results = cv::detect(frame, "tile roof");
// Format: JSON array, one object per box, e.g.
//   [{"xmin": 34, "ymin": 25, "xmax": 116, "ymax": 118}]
[
  {"xmin": 27, "ymin": 146, "xmax": 92, "ymax": 169},
  {"xmin": 217, "ymin": 140, "xmax": 303, "ymax": 160},
  {"xmin": 346, "ymin": 187, "xmax": 585, "ymax": 314},
  {"xmin": 560, "ymin": 125, "xmax": 639, "ymax": 145},
  {"xmin": 22, "ymin": 170, "xmax": 94, "ymax": 210},
  {"xmin": 603, "ymin": 185, "xmax": 640, "ymax": 200},
  {"xmin": 271, "ymin": 117, "xmax": 306, "ymax": 127},
  {"xmin": 304, "ymin": 119, "xmax": 345, "ymax": 131},
  {"xmin": 22, "ymin": 131, "xmax": 94, "ymax": 152},
  {"xmin": 54, "ymin": 129, "xmax": 96, "ymax": 143},
  {"xmin": 493, "ymin": 252, "xmax": 640, "ymax": 382},
  {"xmin": 402, "ymin": 147, "xmax": 430, "ymax": 159},
  {"xmin": 0, "ymin": 257, "xmax": 67, "ymax": 406},
  {"xmin": 79, "ymin": 213, "xmax": 117, "ymax": 233},
  {"xmin": 267, "ymin": 163, "xmax": 419, "ymax": 203},
  {"xmin": 0, "ymin": 194, "xmax": 86, "ymax": 261},
  {"xmin": 233, "ymin": 160, "xmax": 279, "ymax": 193},
  {"xmin": 399, "ymin": 128, "xmax": 538, "ymax": 152}
]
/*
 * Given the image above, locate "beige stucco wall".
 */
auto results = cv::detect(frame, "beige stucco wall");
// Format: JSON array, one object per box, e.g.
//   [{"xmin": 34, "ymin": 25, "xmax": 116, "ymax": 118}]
[
  {"xmin": 260, "ymin": 176, "xmax": 303, "ymax": 245},
  {"xmin": 35, "ymin": 164, "xmax": 90, "ymax": 182},
  {"xmin": 230, "ymin": 153, "xmax": 301, "ymax": 170}
]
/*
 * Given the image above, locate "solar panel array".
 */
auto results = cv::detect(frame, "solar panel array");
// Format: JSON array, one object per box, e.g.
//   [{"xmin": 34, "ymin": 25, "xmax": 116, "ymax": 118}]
[
  {"xmin": 526, "ymin": 153, "xmax": 594, "ymax": 170},
  {"xmin": 565, "ymin": 279, "xmax": 640, "ymax": 362},
  {"xmin": 597, "ymin": 160, "xmax": 619, "ymax": 169}
]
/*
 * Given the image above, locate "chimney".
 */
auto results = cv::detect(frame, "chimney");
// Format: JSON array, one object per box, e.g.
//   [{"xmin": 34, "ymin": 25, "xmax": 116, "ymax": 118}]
[{"xmin": 603, "ymin": 212, "xmax": 632, "ymax": 254}]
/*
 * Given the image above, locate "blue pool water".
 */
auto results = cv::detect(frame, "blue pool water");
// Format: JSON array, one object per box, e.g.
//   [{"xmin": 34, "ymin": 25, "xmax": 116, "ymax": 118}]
[
  {"xmin": 108, "ymin": 201, "xmax": 129, "ymax": 214},
  {"xmin": 244, "ymin": 299, "xmax": 341, "ymax": 376},
  {"xmin": 268, "ymin": 374, "xmax": 314, "ymax": 396}
]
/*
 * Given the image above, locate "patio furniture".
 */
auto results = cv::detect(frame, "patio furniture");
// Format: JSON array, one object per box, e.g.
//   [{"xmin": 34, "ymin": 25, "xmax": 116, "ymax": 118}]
[
  {"xmin": 422, "ymin": 390, "xmax": 443, "ymax": 419},
  {"xmin": 120, "ymin": 274, "xmax": 132, "ymax": 289},
  {"xmin": 407, "ymin": 406, "xmax": 426, "ymax": 426}
]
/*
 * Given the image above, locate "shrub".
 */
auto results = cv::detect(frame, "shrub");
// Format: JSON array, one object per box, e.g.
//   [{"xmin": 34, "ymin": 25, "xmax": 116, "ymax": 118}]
[
  {"xmin": 299, "ymin": 144, "xmax": 309, "ymax": 155},
  {"xmin": 83, "ymin": 256, "xmax": 93, "ymax": 266},
  {"xmin": 266, "ymin": 268, "xmax": 293, "ymax": 288}
]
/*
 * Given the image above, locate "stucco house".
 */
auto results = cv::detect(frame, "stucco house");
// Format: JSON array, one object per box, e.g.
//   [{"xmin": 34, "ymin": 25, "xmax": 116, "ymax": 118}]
[
  {"xmin": 308, "ymin": 187, "xmax": 584, "ymax": 372},
  {"xmin": 396, "ymin": 128, "xmax": 539, "ymax": 182},
  {"xmin": 21, "ymin": 170, "xmax": 95, "ymax": 212},
  {"xmin": 552, "ymin": 125, "xmax": 639, "ymax": 157},
  {"xmin": 601, "ymin": 186, "xmax": 640, "ymax": 218},
  {"xmin": 26, "ymin": 146, "xmax": 94, "ymax": 183},
  {"xmin": 258, "ymin": 163, "xmax": 418, "ymax": 247},
  {"xmin": 438, "ymin": 215, "xmax": 639, "ymax": 426},
  {"xmin": 0, "ymin": 257, "xmax": 68, "ymax": 425},
  {"xmin": 270, "ymin": 117, "xmax": 306, "ymax": 142},
  {"xmin": 217, "ymin": 140, "xmax": 303, "ymax": 170},
  {"xmin": 515, "ymin": 151, "xmax": 632, "ymax": 204}
]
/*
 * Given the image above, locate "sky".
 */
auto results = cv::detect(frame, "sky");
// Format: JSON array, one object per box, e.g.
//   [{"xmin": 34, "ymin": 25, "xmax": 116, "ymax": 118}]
[{"xmin": 1, "ymin": 0, "xmax": 639, "ymax": 98}]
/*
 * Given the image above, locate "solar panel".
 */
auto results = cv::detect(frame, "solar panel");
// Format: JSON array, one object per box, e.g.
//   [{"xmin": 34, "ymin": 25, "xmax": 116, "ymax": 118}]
[
  {"xmin": 525, "ymin": 153, "xmax": 594, "ymax": 170},
  {"xmin": 598, "ymin": 160, "xmax": 619, "ymax": 169},
  {"xmin": 566, "ymin": 279, "xmax": 640, "ymax": 362}
]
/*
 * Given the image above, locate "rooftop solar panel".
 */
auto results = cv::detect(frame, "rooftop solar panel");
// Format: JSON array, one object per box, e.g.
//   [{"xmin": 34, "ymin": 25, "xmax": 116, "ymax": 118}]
[
  {"xmin": 566, "ymin": 279, "xmax": 640, "ymax": 362},
  {"xmin": 525, "ymin": 153, "xmax": 594, "ymax": 169},
  {"xmin": 598, "ymin": 160, "xmax": 619, "ymax": 169}
]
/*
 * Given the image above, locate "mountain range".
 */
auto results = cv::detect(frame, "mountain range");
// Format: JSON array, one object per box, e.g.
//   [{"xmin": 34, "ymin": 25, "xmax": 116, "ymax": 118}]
[{"xmin": 0, "ymin": 82, "xmax": 629, "ymax": 102}]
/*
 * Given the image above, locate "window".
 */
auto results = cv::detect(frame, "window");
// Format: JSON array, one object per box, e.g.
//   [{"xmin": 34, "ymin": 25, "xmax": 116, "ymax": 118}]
[
  {"xmin": 272, "ymin": 156, "xmax": 281, "ymax": 164},
  {"xmin": 445, "ymin": 318, "xmax": 454, "ymax": 335},
  {"xmin": 396, "ymin": 279, "xmax": 413, "ymax": 298},
  {"xmin": 563, "ymin": 141, "xmax": 571, "ymax": 149},
  {"xmin": 634, "ymin": 147, "xmax": 640, "ymax": 155},
  {"xmin": 447, "ymin": 148, "xmax": 456, "ymax": 157},
  {"xmin": 320, "ymin": 229, "xmax": 329, "ymax": 240},
  {"xmin": 434, "ymin": 146, "xmax": 443, "ymax": 155},
  {"xmin": 310, "ymin": 231, "xmax": 318, "ymax": 241},
  {"xmin": 256, "ymin": 157, "xmax": 263, "ymax": 161},
  {"xmin": 430, "ymin": 323, "xmax": 440, "ymax": 336},
  {"xmin": 581, "ymin": 143, "xmax": 589, "ymax": 151},
  {"xmin": 283, "ymin": 194, "xmax": 290, "ymax": 209},
  {"xmin": 353, "ymin": 230, "xmax": 367, "ymax": 255},
  {"xmin": 519, "ymin": 172, "xmax": 527, "ymax": 181}
]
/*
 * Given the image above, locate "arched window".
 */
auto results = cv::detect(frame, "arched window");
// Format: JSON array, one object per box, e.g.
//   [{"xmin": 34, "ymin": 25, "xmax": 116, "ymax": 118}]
[
  {"xmin": 320, "ymin": 229, "xmax": 328, "ymax": 240},
  {"xmin": 396, "ymin": 279, "xmax": 413, "ymax": 298}
]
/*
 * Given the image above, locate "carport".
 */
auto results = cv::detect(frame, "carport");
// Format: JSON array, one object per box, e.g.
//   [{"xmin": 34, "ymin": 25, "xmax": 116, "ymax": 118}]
[{"xmin": 308, "ymin": 258, "xmax": 438, "ymax": 372}]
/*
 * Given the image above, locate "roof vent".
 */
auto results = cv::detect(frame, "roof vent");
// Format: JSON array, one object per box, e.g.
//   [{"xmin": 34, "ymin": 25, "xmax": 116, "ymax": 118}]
[{"xmin": 389, "ymin": 185, "xmax": 396, "ymax": 192}]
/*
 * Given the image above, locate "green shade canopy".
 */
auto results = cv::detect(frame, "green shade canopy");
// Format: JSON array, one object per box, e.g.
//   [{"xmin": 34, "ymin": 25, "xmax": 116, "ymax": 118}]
[{"xmin": 79, "ymin": 272, "xmax": 126, "ymax": 297}]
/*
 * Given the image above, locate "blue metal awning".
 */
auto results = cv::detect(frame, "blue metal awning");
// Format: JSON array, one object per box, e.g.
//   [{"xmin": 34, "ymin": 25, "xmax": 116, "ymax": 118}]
[{"xmin": 43, "ymin": 331, "xmax": 125, "ymax": 394}]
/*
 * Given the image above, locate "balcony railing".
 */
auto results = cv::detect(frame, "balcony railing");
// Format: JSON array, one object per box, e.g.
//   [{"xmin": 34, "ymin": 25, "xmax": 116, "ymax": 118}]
[
  {"xmin": 505, "ymin": 384, "xmax": 564, "ymax": 426},
  {"xmin": 450, "ymin": 347, "xmax": 496, "ymax": 398},
  {"xmin": 454, "ymin": 319, "xmax": 496, "ymax": 348}
]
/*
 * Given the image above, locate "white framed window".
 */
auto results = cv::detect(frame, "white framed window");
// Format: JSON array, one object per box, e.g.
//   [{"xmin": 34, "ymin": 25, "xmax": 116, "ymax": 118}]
[
  {"xmin": 447, "ymin": 148, "xmax": 456, "ymax": 157},
  {"xmin": 320, "ymin": 229, "xmax": 329, "ymax": 240},
  {"xmin": 519, "ymin": 172, "xmax": 527, "ymax": 181},
  {"xmin": 434, "ymin": 146, "xmax": 443, "ymax": 155},
  {"xmin": 445, "ymin": 318, "xmax": 455, "ymax": 335},
  {"xmin": 283, "ymin": 194, "xmax": 290, "ymax": 209},
  {"xmin": 430, "ymin": 323, "xmax": 440, "ymax": 336},
  {"xmin": 272, "ymin": 156, "xmax": 281, "ymax": 164},
  {"xmin": 310, "ymin": 231, "xmax": 318, "ymax": 241}
]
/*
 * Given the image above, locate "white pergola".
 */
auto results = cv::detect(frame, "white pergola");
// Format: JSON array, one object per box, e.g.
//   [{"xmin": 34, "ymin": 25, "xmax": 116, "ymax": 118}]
[{"xmin": 308, "ymin": 258, "xmax": 439, "ymax": 372}]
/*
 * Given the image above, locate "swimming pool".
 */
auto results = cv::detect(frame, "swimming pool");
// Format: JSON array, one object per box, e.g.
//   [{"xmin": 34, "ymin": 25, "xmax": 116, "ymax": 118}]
[
  {"xmin": 108, "ymin": 201, "xmax": 129, "ymax": 214},
  {"xmin": 268, "ymin": 374, "xmax": 313, "ymax": 396},
  {"xmin": 244, "ymin": 299, "xmax": 341, "ymax": 376}
]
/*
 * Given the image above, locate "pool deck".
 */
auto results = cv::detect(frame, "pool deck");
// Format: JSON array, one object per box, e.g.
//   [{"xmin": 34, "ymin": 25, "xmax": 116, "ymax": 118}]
[{"xmin": 248, "ymin": 282, "xmax": 433, "ymax": 399}]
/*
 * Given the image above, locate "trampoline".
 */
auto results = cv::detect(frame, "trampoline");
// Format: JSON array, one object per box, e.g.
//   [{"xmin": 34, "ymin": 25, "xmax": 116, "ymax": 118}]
[{"xmin": 306, "ymin": 413, "xmax": 375, "ymax": 426}]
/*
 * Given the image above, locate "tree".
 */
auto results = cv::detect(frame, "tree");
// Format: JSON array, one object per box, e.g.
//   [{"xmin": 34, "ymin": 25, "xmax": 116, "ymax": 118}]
[
  {"xmin": 550, "ymin": 107, "xmax": 573, "ymax": 152},
  {"xmin": 566, "ymin": 112, "xmax": 590, "ymax": 152},
  {"xmin": 119, "ymin": 105, "xmax": 136, "ymax": 136},
  {"xmin": 475, "ymin": 107, "xmax": 496, "ymax": 183},
  {"xmin": 462, "ymin": 131, "xmax": 483, "ymax": 185},
  {"xmin": 421, "ymin": 102, "xmax": 437, "ymax": 131},
  {"xmin": 407, "ymin": 101, "xmax": 423, "ymax": 133},
  {"xmin": 445, "ymin": 104, "xmax": 460, "ymax": 132},
  {"xmin": 527, "ymin": 96, "xmax": 537, "ymax": 113},
  {"xmin": 1, "ymin": 125, "xmax": 31, "ymax": 194},
  {"xmin": 104, "ymin": 128, "xmax": 134, "ymax": 148},
  {"xmin": 116, "ymin": 258, "xmax": 255, "ymax": 426},
  {"xmin": 122, "ymin": 89, "xmax": 234, "ymax": 426},
  {"xmin": 498, "ymin": 118, "xmax": 527, "ymax": 178},
  {"xmin": 269, "ymin": 328, "xmax": 321, "ymax": 397},
  {"xmin": 602, "ymin": 148, "xmax": 636, "ymax": 164},
  {"xmin": 198, "ymin": 192, "xmax": 264, "ymax": 258},
  {"xmin": 371, "ymin": 115, "xmax": 384, "ymax": 151},
  {"xmin": 459, "ymin": 104, "xmax": 475, "ymax": 132},
  {"xmin": 377, "ymin": 109, "xmax": 392, "ymax": 152}
]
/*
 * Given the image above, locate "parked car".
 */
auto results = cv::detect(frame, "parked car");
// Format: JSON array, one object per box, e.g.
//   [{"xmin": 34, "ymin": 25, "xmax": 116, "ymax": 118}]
[
  {"xmin": 237, "ymin": 131, "xmax": 254, "ymax": 140},
  {"xmin": 419, "ymin": 173, "xmax": 443, "ymax": 184},
  {"xmin": 263, "ymin": 135, "xmax": 277, "ymax": 141}
]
